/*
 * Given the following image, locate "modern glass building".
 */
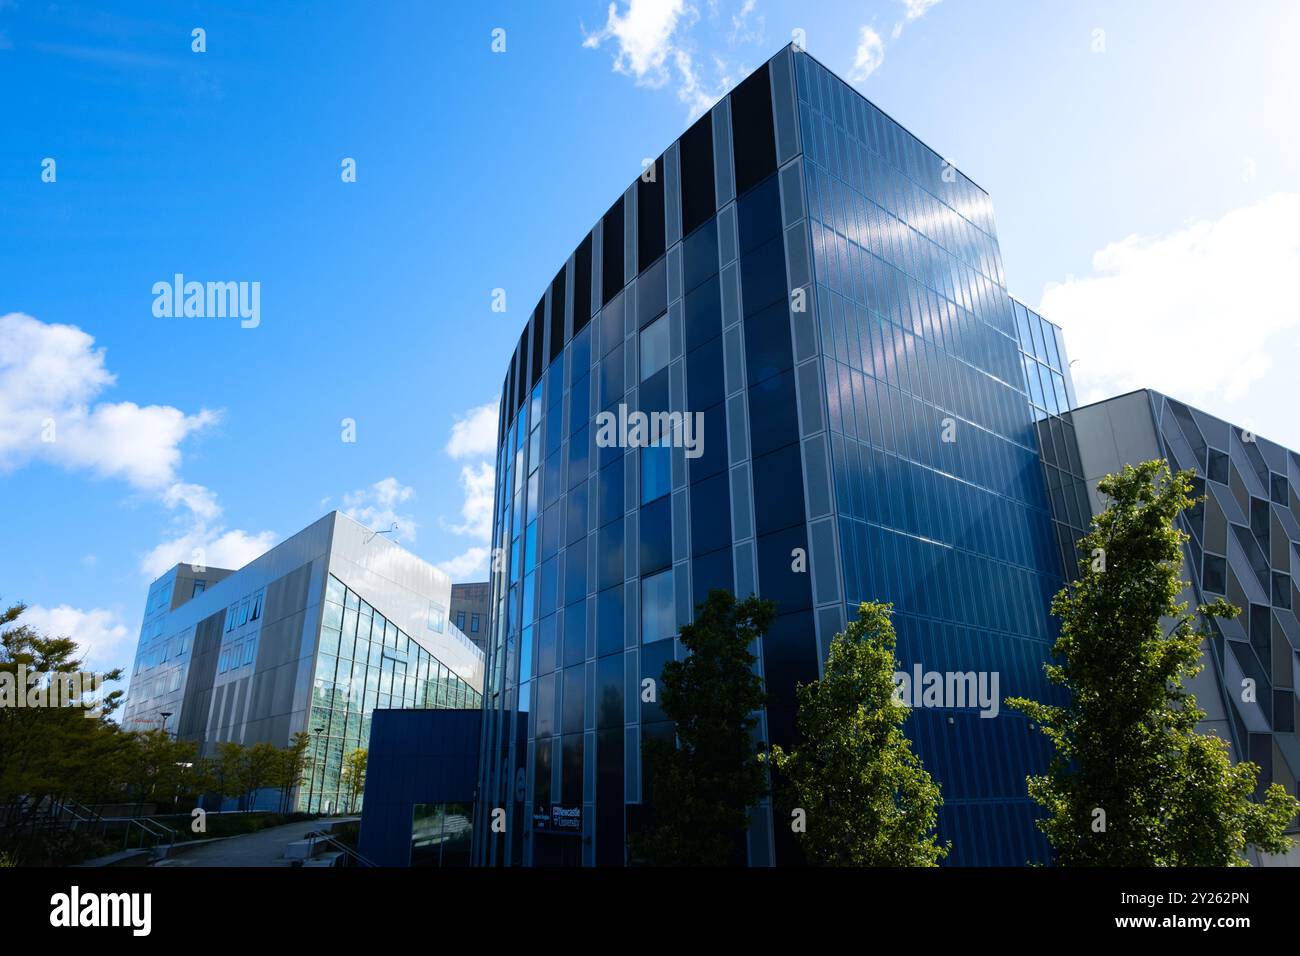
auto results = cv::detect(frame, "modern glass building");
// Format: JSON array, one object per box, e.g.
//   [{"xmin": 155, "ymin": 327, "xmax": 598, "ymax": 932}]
[
  {"xmin": 123, "ymin": 511, "xmax": 484, "ymax": 813},
  {"xmin": 1014, "ymin": 299, "xmax": 1090, "ymax": 585},
  {"xmin": 1060, "ymin": 389, "xmax": 1300, "ymax": 856},
  {"xmin": 475, "ymin": 44, "xmax": 1074, "ymax": 866}
]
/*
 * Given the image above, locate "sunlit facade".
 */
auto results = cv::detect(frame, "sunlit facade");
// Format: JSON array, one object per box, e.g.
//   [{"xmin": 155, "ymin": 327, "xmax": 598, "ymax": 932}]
[
  {"xmin": 1060, "ymin": 389, "xmax": 1300, "ymax": 847},
  {"xmin": 123, "ymin": 511, "xmax": 483, "ymax": 813},
  {"xmin": 475, "ymin": 44, "xmax": 1077, "ymax": 866}
]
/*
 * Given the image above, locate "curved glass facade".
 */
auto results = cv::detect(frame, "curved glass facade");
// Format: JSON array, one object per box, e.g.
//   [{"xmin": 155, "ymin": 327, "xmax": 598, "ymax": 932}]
[{"xmin": 477, "ymin": 45, "xmax": 1068, "ymax": 866}]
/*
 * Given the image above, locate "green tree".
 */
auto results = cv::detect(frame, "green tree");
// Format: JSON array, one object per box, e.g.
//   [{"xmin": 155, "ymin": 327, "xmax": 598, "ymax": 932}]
[
  {"xmin": 630, "ymin": 590, "xmax": 774, "ymax": 866},
  {"xmin": 123, "ymin": 730, "xmax": 198, "ymax": 813},
  {"xmin": 243, "ymin": 742, "xmax": 282, "ymax": 811},
  {"xmin": 762, "ymin": 602, "xmax": 947, "ymax": 865},
  {"xmin": 340, "ymin": 747, "xmax": 367, "ymax": 814},
  {"xmin": 213, "ymin": 742, "xmax": 248, "ymax": 809},
  {"xmin": 1, "ymin": 601, "xmax": 126, "ymax": 831},
  {"xmin": 277, "ymin": 732, "xmax": 312, "ymax": 814},
  {"xmin": 1008, "ymin": 461, "xmax": 1299, "ymax": 865}
]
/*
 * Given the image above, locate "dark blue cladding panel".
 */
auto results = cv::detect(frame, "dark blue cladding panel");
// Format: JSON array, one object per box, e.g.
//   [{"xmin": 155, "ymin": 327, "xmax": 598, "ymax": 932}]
[{"xmin": 358, "ymin": 708, "xmax": 482, "ymax": 867}]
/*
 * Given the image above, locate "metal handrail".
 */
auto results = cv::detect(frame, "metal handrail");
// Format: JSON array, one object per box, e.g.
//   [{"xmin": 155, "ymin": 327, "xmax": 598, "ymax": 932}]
[{"xmin": 307, "ymin": 830, "xmax": 376, "ymax": 868}]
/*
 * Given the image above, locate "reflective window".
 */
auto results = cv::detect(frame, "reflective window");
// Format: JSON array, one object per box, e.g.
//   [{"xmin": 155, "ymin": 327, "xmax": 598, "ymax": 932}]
[
  {"xmin": 598, "ymin": 520, "xmax": 624, "ymax": 591},
  {"xmin": 747, "ymin": 369, "xmax": 799, "ymax": 458},
  {"xmin": 562, "ymin": 665, "xmax": 585, "ymax": 735},
  {"xmin": 564, "ymin": 538, "xmax": 588, "ymax": 606},
  {"xmin": 683, "ymin": 216, "xmax": 719, "ymax": 293},
  {"xmin": 737, "ymin": 173, "xmax": 782, "ymax": 255},
  {"xmin": 1270, "ymin": 472, "xmax": 1288, "ymax": 505},
  {"xmin": 641, "ymin": 570, "xmax": 675, "ymax": 643},
  {"xmin": 739, "ymin": 235, "xmax": 788, "ymax": 315},
  {"xmin": 641, "ymin": 445, "xmax": 671, "ymax": 504},
  {"xmin": 691, "ymin": 547, "xmax": 734, "ymax": 607},
  {"xmin": 639, "ymin": 496, "xmax": 673, "ymax": 574},
  {"xmin": 1203, "ymin": 554, "xmax": 1226, "ymax": 594},
  {"xmin": 690, "ymin": 471, "xmax": 732, "ymax": 555},
  {"xmin": 596, "ymin": 586, "xmax": 624, "ymax": 657},
  {"xmin": 686, "ymin": 335, "xmax": 725, "ymax": 410},
  {"xmin": 640, "ymin": 313, "xmax": 670, "ymax": 381},
  {"xmin": 743, "ymin": 297, "xmax": 794, "ymax": 386},
  {"xmin": 598, "ymin": 457, "xmax": 624, "ymax": 526},
  {"xmin": 637, "ymin": 257, "xmax": 667, "ymax": 327},
  {"xmin": 600, "ymin": 343, "xmax": 625, "ymax": 409},
  {"xmin": 563, "ymin": 600, "xmax": 586, "ymax": 667},
  {"xmin": 684, "ymin": 272, "xmax": 721, "ymax": 352}
]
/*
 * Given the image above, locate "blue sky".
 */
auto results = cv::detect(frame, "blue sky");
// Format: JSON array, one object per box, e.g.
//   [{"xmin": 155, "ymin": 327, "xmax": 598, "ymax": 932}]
[{"xmin": 2, "ymin": 0, "xmax": 1298, "ymax": 679}]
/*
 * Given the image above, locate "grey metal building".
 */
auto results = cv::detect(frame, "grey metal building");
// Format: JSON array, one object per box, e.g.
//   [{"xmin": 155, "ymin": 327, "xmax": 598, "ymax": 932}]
[
  {"xmin": 1061, "ymin": 389, "xmax": 1300, "ymax": 821},
  {"xmin": 122, "ymin": 511, "xmax": 484, "ymax": 812}
]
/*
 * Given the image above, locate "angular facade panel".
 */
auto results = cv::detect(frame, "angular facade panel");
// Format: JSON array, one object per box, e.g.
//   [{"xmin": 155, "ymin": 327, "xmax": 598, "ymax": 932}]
[{"xmin": 1063, "ymin": 389, "xmax": 1300, "ymax": 810}]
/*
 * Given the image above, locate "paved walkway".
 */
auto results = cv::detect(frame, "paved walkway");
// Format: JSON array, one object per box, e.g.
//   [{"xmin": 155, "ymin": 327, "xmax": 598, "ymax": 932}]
[{"xmin": 158, "ymin": 817, "xmax": 359, "ymax": 867}]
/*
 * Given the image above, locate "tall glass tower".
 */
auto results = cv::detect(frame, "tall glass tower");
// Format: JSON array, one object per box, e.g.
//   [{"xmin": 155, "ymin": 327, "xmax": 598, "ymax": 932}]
[{"xmin": 476, "ymin": 44, "xmax": 1070, "ymax": 866}]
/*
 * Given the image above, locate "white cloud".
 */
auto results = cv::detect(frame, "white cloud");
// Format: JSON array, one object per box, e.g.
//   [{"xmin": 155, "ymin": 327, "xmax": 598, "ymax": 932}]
[
  {"xmin": 342, "ymin": 476, "xmax": 417, "ymax": 542},
  {"xmin": 437, "ymin": 546, "xmax": 491, "ymax": 581},
  {"xmin": 674, "ymin": 48, "xmax": 738, "ymax": 119},
  {"xmin": 438, "ymin": 399, "xmax": 498, "ymax": 580},
  {"xmin": 1038, "ymin": 193, "xmax": 1300, "ymax": 419},
  {"xmin": 583, "ymin": 0, "xmax": 694, "ymax": 88},
  {"xmin": 21, "ymin": 604, "xmax": 132, "ymax": 675},
  {"xmin": 583, "ymin": 0, "xmax": 733, "ymax": 119},
  {"xmin": 0, "ymin": 313, "xmax": 274, "ymax": 581},
  {"xmin": 140, "ymin": 525, "xmax": 278, "ymax": 580},
  {"xmin": 848, "ymin": 26, "xmax": 885, "ymax": 83},
  {"xmin": 449, "ymin": 461, "xmax": 495, "ymax": 542},
  {"xmin": 903, "ymin": 0, "xmax": 942, "ymax": 21},
  {"xmin": 894, "ymin": 0, "xmax": 942, "ymax": 35},
  {"xmin": 0, "ymin": 313, "xmax": 218, "ymax": 491},
  {"xmin": 445, "ymin": 399, "xmax": 500, "ymax": 459},
  {"xmin": 728, "ymin": 0, "xmax": 764, "ymax": 46}
]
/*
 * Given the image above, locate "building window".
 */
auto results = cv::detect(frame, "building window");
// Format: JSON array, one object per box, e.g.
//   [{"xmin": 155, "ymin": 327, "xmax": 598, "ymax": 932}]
[
  {"xmin": 251, "ymin": 589, "xmax": 264, "ymax": 621},
  {"xmin": 641, "ymin": 570, "xmax": 675, "ymax": 643},
  {"xmin": 226, "ymin": 607, "xmax": 237, "ymax": 632},
  {"xmin": 641, "ymin": 445, "xmax": 671, "ymax": 504},
  {"xmin": 1271, "ymin": 473, "xmax": 1289, "ymax": 506},
  {"xmin": 1274, "ymin": 573, "xmax": 1292, "ymax": 610},
  {"xmin": 640, "ymin": 313, "xmax": 670, "ymax": 381},
  {"xmin": 428, "ymin": 602, "xmax": 446, "ymax": 634},
  {"xmin": 192, "ymin": 580, "xmax": 206, "ymax": 598},
  {"xmin": 456, "ymin": 611, "xmax": 466, "ymax": 631},
  {"xmin": 238, "ymin": 599, "xmax": 250, "ymax": 627},
  {"xmin": 1207, "ymin": 448, "xmax": 1229, "ymax": 484},
  {"xmin": 1203, "ymin": 554, "xmax": 1226, "ymax": 594},
  {"xmin": 470, "ymin": 613, "xmax": 480, "ymax": 633}
]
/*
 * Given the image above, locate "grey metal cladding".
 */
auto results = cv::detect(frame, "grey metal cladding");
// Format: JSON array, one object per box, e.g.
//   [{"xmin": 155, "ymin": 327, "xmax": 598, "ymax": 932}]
[{"xmin": 177, "ymin": 609, "xmax": 225, "ymax": 740}]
